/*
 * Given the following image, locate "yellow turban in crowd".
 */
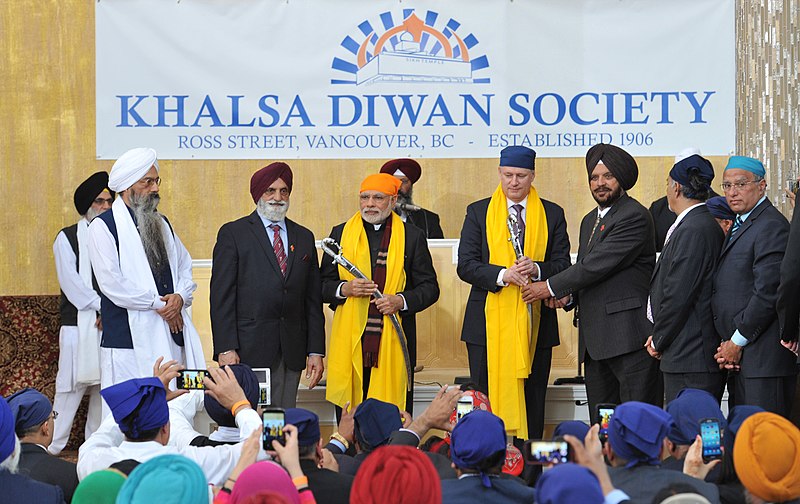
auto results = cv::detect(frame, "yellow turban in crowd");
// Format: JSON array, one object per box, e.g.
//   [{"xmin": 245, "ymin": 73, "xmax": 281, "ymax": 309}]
[
  {"xmin": 360, "ymin": 174, "xmax": 401, "ymax": 195},
  {"xmin": 733, "ymin": 412, "xmax": 800, "ymax": 502}
]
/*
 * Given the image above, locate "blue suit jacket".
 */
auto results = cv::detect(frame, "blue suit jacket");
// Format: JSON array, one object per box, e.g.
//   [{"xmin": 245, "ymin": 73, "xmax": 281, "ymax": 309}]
[
  {"xmin": 0, "ymin": 469, "xmax": 64, "ymax": 504},
  {"xmin": 441, "ymin": 475, "xmax": 535, "ymax": 504}
]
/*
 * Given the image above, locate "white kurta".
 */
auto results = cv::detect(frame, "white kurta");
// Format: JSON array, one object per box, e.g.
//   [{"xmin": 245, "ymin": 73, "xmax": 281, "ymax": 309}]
[{"xmin": 88, "ymin": 198, "xmax": 205, "ymax": 384}]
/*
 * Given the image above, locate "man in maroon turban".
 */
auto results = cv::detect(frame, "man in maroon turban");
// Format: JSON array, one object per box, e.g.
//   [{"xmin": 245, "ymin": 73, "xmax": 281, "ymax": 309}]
[
  {"xmin": 523, "ymin": 143, "xmax": 661, "ymax": 418},
  {"xmin": 210, "ymin": 162, "xmax": 325, "ymax": 408},
  {"xmin": 379, "ymin": 158, "xmax": 444, "ymax": 238}
]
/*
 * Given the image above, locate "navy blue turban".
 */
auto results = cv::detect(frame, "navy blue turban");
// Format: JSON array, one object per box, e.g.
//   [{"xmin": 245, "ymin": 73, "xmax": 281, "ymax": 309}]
[
  {"xmin": 535, "ymin": 463, "xmax": 604, "ymax": 504},
  {"xmin": 670, "ymin": 154, "xmax": 715, "ymax": 188},
  {"xmin": 286, "ymin": 408, "xmax": 321, "ymax": 447},
  {"xmin": 553, "ymin": 420, "xmax": 590, "ymax": 443},
  {"xmin": 666, "ymin": 388, "xmax": 726, "ymax": 446},
  {"xmin": 608, "ymin": 401, "xmax": 674, "ymax": 468},
  {"xmin": 6, "ymin": 388, "xmax": 52, "ymax": 432},
  {"xmin": 500, "ymin": 146, "xmax": 536, "ymax": 170},
  {"xmin": 353, "ymin": 398, "xmax": 402, "ymax": 450},
  {"xmin": 450, "ymin": 410, "xmax": 507, "ymax": 488},
  {"xmin": 706, "ymin": 196, "xmax": 735, "ymax": 220},
  {"xmin": 723, "ymin": 405, "xmax": 765, "ymax": 455},
  {"xmin": 204, "ymin": 364, "xmax": 259, "ymax": 428},
  {"xmin": 101, "ymin": 378, "xmax": 169, "ymax": 439}
]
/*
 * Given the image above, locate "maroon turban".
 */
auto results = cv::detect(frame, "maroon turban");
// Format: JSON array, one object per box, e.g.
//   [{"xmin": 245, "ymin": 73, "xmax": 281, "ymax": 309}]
[
  {"xmin": 350, "ymin": 445, "xmax": 441, "ymax": 504},
  {"xmin": 380, "ymin": 159, "xmax": 422, "ymax": 184},
  {"xmin": 250, "ymin": 162, "xmax": 293, "ymax": 203},
  {"xmin": 585, "ymin": 144, "xmax": 639, "ymax": 190}
]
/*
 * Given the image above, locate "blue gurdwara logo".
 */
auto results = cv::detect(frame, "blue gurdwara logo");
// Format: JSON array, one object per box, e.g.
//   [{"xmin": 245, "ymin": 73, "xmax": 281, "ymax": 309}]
[{"xmin": 331, "ymin": 9, "xmax": 490, "ymax": 85}]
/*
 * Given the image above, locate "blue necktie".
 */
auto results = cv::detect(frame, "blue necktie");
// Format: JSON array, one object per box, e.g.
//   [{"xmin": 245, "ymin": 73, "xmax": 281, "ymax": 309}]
[{"xmin": 729, "ymin": 216, "xmax": 743, "ymax": 241}]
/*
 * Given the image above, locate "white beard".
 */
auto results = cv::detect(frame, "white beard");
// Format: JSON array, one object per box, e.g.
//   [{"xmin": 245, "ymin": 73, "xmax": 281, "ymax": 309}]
[
  {"xmin": 361, "ymin": 206, "xmax": 393, "ymax": 225},
  {"xmin": 257, "ymin": 199, "xmax": 290, "ymax": 221}
]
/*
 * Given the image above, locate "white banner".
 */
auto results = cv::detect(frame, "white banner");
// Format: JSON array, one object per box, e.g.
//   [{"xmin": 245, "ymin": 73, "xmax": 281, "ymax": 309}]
[{"xmin": 96, "ymin": 0, "xmax": 735, "ymax": 159}]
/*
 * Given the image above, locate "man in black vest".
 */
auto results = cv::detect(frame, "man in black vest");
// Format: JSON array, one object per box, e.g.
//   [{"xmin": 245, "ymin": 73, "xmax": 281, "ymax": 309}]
[{"xmin": 50, "ymin": 171, "xmax": 113, "ymax": 454}]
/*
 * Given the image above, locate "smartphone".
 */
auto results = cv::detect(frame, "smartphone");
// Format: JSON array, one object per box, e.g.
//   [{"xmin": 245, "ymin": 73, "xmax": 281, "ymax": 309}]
[
  {"xmin": 700, "ymin": 418, "xmax": 723, "ymax": 462},
  {"xmin": 176, "ymin": 369, "xmax": 211, "ymax": 390},
  {"xmin": 456, "ymin": 395, "xmax": 474, "ymax": 422},
  {"xmin": 596, "ymin": 403, "xmax": 616, "ymax": 444},
  {"xmin": 524, "ymin": 439, "xmax": 571, "ymax": 465},
  {"xmin": 252, "ymin": 367, "xmax": 271, "ymax": 406},
  {"xmin": 262, "ymin": 408, "xmax": 286, "ymax": 450}
]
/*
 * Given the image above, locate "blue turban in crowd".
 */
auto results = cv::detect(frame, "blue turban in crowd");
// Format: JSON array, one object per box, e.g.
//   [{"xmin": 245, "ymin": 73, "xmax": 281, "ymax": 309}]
[
  {"xmin": 706, "ymin": 196, "xmax": 735, "ymax": 220},
  {"xmin": 725, "ymin": 156, "xmax": 765, "ymax": 178},
  {"xmin": 670, "ymin": 154, "xmax": 715, "ymax": 187},
  {"xmin": 6, "ymin": 388, "xmax": 52, "ymax": 433},
  {"xmin": 666, "ymin": 388, "xmax": 726, "ymax": 446},
  {"xmin": 450, "ymin": 410, "xmax": 507, "ymax": 488},
  {"xmin": 535, "ymin": 463, "xmax": 605, "ymax": 504},
  {"xmin": 553, "ymin": 420, "xmax": 590, "ymax": 443},
  {"xmin": 500, "ymin": 146, "xmax": 536, "ymax": 170},
  {"xmin": 116, "ymin": 455, "xmax": 207, "ymax": 504},
  {"xmin": 204, "ymin": 364, "xmax": 259, "ymax": 428},
  {"xmin": 353, "ymin": 399, "xmax": 402, "ymax": 450},
  {"xmin": 286, "ymin": 408, "xmax": 321, "ymax": 447},
  {"xmin": 0, "ymin": 396, "xmax": 16, "ymax": 462},
  {"xmin": 608, "ymin": 401, "xmax": 674, "ymax": 468},
  {"xmin": 101, "ymin": 378, "xmax": 169, "ymax": 439},
  {"xmin": 723, "ymin": 405, "xmax": 765, "ymax": 455}
]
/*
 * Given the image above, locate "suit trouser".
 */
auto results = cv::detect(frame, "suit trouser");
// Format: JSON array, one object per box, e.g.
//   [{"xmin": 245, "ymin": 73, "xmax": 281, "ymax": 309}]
[
  {"xmin": 727, "ymin": 372, "xmax": 797, "ymax": 419},
  {"xmin": 467, "ymin": 343, "xmax": 552, "ymax": 440},
  {"xmin": 584, "ymin": 347, "xmax": 663, "ymax": 419},
  {"xmin": 270, "ymin": 358, "xmax": 302, "ymax": 408},
  {"xmin": 663, "ymin": 371, "xmax": 726, "ymax": 404}
]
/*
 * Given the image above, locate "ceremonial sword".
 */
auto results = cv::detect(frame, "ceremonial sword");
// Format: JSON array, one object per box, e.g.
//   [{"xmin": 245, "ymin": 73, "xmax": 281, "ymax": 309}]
[
  {"xmin": 320, "ymin": 237, "xmax": 413, "ymax": 390},
  {"xmin": 507, "ymin": 213, "xmax": 535, "ymax": 319}
]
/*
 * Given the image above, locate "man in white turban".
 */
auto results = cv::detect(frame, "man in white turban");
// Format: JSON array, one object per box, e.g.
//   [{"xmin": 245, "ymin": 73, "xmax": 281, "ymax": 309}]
[{"xmin": 88, "ymin": 148, "xmax": 205, "ymax": 386}]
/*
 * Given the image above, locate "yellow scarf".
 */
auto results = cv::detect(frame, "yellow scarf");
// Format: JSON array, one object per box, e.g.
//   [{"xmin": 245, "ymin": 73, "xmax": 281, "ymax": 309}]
[
  {"xmin": 326, "ymin": 212, "xmax": 408, "ymax": 411},
  {"xmin": 485, "ymin": 184, "xmax": 548, "ymax": 438}
]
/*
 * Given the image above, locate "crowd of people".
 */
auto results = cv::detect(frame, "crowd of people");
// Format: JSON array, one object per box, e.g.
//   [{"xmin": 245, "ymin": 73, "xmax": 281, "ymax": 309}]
[{"xmin": 2, "ymin": 140, "xmax": 800, "ymax": 503}]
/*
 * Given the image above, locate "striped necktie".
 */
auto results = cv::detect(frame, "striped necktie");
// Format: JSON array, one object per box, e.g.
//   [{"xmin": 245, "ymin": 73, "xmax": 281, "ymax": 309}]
[
  {"xmin": 270, "ymin": 224, "xmax": 287, "ymax": 276},
  {"xmin": 512, "ymin": 204, "xmax": 525, "ymax": 244},
  {"xmin": 729, "ymin": 216, "xmax": 743, "ymax": 241}
]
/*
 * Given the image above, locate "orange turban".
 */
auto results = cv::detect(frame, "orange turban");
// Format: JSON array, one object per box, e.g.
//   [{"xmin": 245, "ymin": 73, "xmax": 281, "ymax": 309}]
[
  {"xmin": 360, "ymin": 174, "xmax": 401, "ymax": 196},
  {"xmin": 734, "ymin": 412, "xmax": 800, "ymax": 502}
]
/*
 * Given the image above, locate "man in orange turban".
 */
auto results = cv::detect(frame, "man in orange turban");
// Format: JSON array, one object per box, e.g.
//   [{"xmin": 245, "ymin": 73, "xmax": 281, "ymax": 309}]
[{"xmin": 321, "ymin": 173, "xmax": 439, "ymax": 415}]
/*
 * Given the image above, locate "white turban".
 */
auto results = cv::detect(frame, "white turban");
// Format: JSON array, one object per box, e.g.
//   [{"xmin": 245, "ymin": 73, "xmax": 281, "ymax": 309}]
[
  {"xmin": 674, "ymin": 147, "xmax": 701, "ymax": 163},
  {"xmin": 108, "ymin": 147, "xmax": 159, "ymax": 192}
]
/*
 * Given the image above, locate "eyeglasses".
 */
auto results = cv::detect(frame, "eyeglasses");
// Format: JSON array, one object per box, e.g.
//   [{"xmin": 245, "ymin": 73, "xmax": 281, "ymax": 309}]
[
  {"xmin": 93, "ymin": 197, "xmax": 114, "ymax": 205},
  {"xmin": 264, "ymin": 187, "xmax": 290, "ymax": 197},
  {"xmin": 137, "ymin": 177, "xmax": 161, "ymax": 188},
  {"xmin": 721, "ymin": 180, "xmax": 759, "ymax": 192}
]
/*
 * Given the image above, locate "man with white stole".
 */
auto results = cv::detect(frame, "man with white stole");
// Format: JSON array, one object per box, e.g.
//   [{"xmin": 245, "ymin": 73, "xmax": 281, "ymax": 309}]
[
  {"xmin": 457, "ymin": 146, "xmax": 571, "ymax": 442},
  {"xmin": 88, "ymin": 147, "xmax": 205, "ymax": 386},
  {"xmin": 321, "ymin": 174, "xmax": 439, "ymax": 415},
  {"xmin": 49, "ymin": 172, "xmax": 114, "ymax": 454}
]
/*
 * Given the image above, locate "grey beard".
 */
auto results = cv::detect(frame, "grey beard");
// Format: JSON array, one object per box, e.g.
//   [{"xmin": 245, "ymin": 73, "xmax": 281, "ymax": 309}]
[
  {"xmin": 85, "ymin": 206, "xmax": 101, "ymax": 222},
  {"xmin": 361, "ymin": 206, "xmax": 393, "ymax": 224},
  {"xmin": 130, "ymin": 191, "xmax": 168, "ymax": 273},
  {"xmin": 256, "ymin": 199, "xmax": 290, "ymax": 221},
  {"xmin": 398, "ymin": 187, "xmax": 414, "ymax": 205}
]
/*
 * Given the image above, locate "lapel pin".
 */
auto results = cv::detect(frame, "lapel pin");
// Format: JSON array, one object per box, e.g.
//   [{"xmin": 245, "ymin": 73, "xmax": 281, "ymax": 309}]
[
  {"xmin": 290, "ymin": 244, "xmax": 295, "ymax": 252},
  {"xmin": 600, "ymin": 225, "xmax": 605, "ymax": 232}
]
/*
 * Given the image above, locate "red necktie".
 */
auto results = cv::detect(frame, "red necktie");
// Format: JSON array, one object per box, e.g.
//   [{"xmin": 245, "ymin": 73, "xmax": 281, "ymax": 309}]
[{"xmin": 270, "ymin": 224, "xmax": 287, "ymax": 276}]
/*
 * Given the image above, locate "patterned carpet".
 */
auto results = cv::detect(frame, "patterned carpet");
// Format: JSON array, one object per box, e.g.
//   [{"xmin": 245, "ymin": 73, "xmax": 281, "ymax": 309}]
[{"xmin": 0, "ymin": 295, "xmax": 89, "ymax": 450}]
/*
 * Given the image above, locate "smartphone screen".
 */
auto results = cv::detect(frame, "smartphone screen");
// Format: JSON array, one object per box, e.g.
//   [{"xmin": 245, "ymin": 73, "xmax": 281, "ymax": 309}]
[
  {"xmin": 252, "ymin": 368, "xmax": 271, "ymax": 406},
  {"xmin": 596, "ymin": 404, "xmax": 615, "ymax": 443},
  {"xmin": 456, "ymin": 396, "xmax": 474, "ymax": 422},
  {"xmin": 700, "ymin": 419, "xmax": 722, "ymax": 462},
  {"xmin": 524, "ymin": 440, "xmax": 570, "ymax": 465},
  {"xmin": 262, "ymin": 409, "xmax": 286, "ymax": 449},
  {"xmin": 176, "ymin": 370, "xmax": 211, "ymax": 390}
]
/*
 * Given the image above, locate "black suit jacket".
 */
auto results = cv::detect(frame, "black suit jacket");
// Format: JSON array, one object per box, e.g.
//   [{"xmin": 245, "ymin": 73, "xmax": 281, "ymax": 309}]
[
  {"xmin": 402, "ymin": 208, "xmax": 444, "ymax": 239},
  {"xmin": 609, "ymin": 465, "xmax": 719, "ymax": 503},
  {"xmin": 650, "ymin": 205, "xmax": 724, "ymax": 373},
  {"xmin": 456, "ymin": 197, "xmax": 571, "ymax": 348},
  {"xmin": 299, "ymin": 458, "xmax": 354, "ymax": 504},
  {"xmin": 649, "ymin": 196, "xmax": 677, "ymax": 253},
  {"xmin": 712, "ymin": 198, "xmax": 796, "ymax": 378},
  {"xmin": 549, "ymin": 194, "xmax": 656, "ymax": 361},
  {"xmin": 210, "ymin": 212, "xmax": 325, "ymax": 370},
  {"xmin": 320, "ymin": 218, "xmax": 439, "ymax": 364},
  {"xmin": 18, "ymin": 443, "xmax": 78, "ymax": 503},
  {"xmin": 778, "ymin": 202, "xmax": 800, "ymax": 342}
]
